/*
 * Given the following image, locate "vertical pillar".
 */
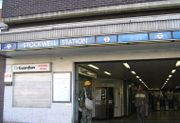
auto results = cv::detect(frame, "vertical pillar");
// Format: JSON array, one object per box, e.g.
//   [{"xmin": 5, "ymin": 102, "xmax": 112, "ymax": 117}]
[{"xmin": 0, "ymin": 56, "xmax": 5, "ymax": 123}]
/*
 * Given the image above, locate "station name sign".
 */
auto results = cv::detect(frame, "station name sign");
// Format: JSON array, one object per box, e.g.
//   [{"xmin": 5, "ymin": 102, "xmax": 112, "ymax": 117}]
[
  {"xmin": 1, "ymin": 30, "xmax": 180, "ymax": 51},
  {"xmin": 12, "ymin": 63, "xmax": 51, "ymax": 72},
  {"xmin": 17, "ymin": 40, "xmax": 59, "ymax": 49},
  {"xmin": 60, "ymin": 37, "xmax": 95, "ymax": 46}
]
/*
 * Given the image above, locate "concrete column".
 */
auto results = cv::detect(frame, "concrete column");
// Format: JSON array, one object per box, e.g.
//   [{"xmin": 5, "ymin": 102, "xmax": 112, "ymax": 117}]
[{"xmin": 0, "ymin": 56, "xmax": 5, "ymax": 123}]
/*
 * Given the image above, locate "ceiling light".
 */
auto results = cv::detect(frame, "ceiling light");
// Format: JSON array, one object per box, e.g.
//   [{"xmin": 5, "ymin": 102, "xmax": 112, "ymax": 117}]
[
  {"xmin": 123, "ymin": 63, "xmax": 130, "ymax": 69},
  {"xmin": 136, "ymin": 76, "xmax": 140, "ymax": 79},
  {"xmin": 176, "ymin": 86, "xmax": 180, "ymax": 89},
  {"xmin": 131, "ymin": 71, "xmax": 136, "ymax": 75},
  {"xmin": 143, "ymin": 84, "xmax": 149, "ymax": 89},
  {"xmin": 88, "ymin": 64, "xmax": 99, "ymax": 70},
  {"xmin": 139, "ymin": 79, "xmax": 142, "ymax": 81},
  {"xmin": 141, "ymin": 81, "xmax": 145, "ymax": 84},
  {"xmin": 167, "ymin": 78, "xmax": 169, "ymax": 81},
  {"xmin": 168, "ymin": 75, "xmax": 172, "ymax": 78},
  {"xmin": 104, "ymin": 71, "xmax": 111, "ymax": 76},
  {"xmin": 176, "ymin": 61, "xmax": 180, "ymax": 67},
  {"xmin": 171, "ymin": 69, "xmax": 176, "ymax": 74}
]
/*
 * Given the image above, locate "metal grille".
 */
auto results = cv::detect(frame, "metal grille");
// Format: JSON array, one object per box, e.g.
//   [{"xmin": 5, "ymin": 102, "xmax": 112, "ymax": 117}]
[{"xmin": 0, "ymin": 19, "xmax": 180, "ymax": 43}]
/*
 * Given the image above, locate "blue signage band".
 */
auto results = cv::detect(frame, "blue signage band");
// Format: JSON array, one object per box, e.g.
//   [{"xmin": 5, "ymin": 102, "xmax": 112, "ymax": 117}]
[
  {"xmin": 96, "ymin": 35, "xmax": 117, "ymax": 44},
  {"xmin": 1, "ymin": 30, "xmax": 180, "ymax": 51},
  {"xmin": 60, "ymin": 37, "xmax": 95, "ymax": 46},
  {"xmin": 1, "ymin": 43, "xmax": 17, "ymax": 51},
  {"xmin": 173, "ymin": 31, "xmax": 180, "ymax": 39},
  {"xmin": 149, "ymin": 32, "xmax": 172, "ymax": 40},
  {"xmin": 118, "ymin": 33, "xmax": 148, "ymax": 43},
  {"xmin": 17, "ymin": 40, "xmax": 59, "ymax": 49}
]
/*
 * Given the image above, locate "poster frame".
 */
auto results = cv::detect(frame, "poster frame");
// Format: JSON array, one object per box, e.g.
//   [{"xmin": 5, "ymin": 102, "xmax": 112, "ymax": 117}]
[{"xmin": 52, "ymin": 72, "xmax": 72, "ymax": 103}]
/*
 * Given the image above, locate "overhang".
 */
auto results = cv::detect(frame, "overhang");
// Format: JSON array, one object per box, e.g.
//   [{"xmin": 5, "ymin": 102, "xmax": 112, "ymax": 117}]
[
  {"xmin": 0, "ymin": 13, "xmax": 180, "ymax": 43},
  {"xmin": 2, "ymin": 0, "xmax": 180, "ymax": 24}
]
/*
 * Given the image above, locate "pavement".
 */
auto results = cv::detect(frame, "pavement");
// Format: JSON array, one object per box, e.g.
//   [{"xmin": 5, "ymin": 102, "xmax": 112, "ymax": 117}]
[
  {"xmin": 3, "ymin": 110, "xmax": 180, "ymax": 123},
  {"xmin": 93, "ymin": 110, "xmax": 180, "ymax": 123}
]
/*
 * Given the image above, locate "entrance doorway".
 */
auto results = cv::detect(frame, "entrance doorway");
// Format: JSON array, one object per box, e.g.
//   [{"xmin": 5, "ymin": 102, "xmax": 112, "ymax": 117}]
[
  {"xmin": 95, "ymin": 87, "xmax": 114, "ymax": 120},
  {"xmin": 75, "ymin": 58, "xmax": 180, "ymax": 123}
]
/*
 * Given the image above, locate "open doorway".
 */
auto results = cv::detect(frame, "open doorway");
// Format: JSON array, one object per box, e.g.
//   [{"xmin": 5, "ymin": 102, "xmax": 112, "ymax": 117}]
[{"xmin": 75, "ymin": 59, "xmax": 180, "ymax": 123}]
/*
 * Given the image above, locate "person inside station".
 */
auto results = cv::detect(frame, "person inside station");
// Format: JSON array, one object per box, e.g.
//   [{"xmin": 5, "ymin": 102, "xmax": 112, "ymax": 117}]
[
  {"xmin": 78, "ymin": 80, "xmax": 93, "ymax": 123},
  {"xmin": 134, "ymin": 84, "xmax": 148, "ymax": 123}
]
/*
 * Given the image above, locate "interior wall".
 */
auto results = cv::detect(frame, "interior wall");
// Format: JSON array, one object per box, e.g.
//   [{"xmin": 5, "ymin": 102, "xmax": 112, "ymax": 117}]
[{"xmin": 93, "ymin": 79, "xmax": 124, "ymax": 117}]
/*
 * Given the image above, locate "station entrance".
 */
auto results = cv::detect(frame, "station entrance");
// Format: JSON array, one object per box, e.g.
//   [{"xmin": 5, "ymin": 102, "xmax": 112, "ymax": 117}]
[{"xmin": 76, "ymin": 59, "xmax": 180, "ymax": 123}]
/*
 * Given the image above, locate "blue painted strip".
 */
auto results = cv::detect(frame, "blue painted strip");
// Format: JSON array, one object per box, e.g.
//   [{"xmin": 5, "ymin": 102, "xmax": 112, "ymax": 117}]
[
  {"xmin": 1, "ymin": 30, "xmax": 180, "ymax": 52},
  {"xmin": 1, "ymin": 43, "xmax": 16, "ymax": 50},
  {"xmin": 149, "ymin": 32, "xmax": 172, "ymax": 40},
  {"xmin": 173, "ymin": 31, "xmax": 180, "ymax": 39},
  {"xmin": 60, "ymin": 37, "xmax": 95, "ymax": 46},
  {"xmin": 17, "ymin": 39, "xmax": 59, "ymax": 49},
  {"xmin": 118, "ymin": 33, "xmax": 148, "ymax": 43},
  {"xmin": 96, "ymin": 35, "xmax": 117, "ymax": 44}
]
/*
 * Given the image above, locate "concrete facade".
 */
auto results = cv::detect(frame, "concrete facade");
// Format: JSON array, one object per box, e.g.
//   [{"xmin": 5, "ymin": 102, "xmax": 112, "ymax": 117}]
[
  {"xmin": 3, "ymin": 42, "xmax": 180, "ymax": 123},
  {"xmin": 1, "ymin": 0, "xmax": 180, "ymax": 123},
  {"xmin": 1, "ymin": 13, "xmax": 180, "ymax": 43}
]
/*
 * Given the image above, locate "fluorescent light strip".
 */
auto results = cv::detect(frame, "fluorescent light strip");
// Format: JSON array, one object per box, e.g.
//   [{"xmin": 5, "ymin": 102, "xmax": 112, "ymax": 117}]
[
  {"xmin": 123, "ymin": 63, "xmax": 130, "ymax": 69},
  {"xmin": 143, "ymin": 83, "xmax": 149, "ymax": 89},
  {"xmin": 171, "ymin": 69, "xmax": 176, "ymax": 74},
  {"xmin": 176, "ymin": 61, "xmax": 180, "ymax": 67},
  {"xmin": 162, "ymin": 64, "xmax": 178, "ymax": 89},
  {"xmin": 163, "ymin": 61, "xmax": 180, "ymax": 89},
  {"xmin": 88, "ymin": 64, "xmax": 99, "ymax": 70},
  {"xmin": 168, "ymin": 75, "xmax": 172, "ymax": 78},
  {"xmin": 104, "ymin": 71, "xmax": 111, "ymax": 76},
  {"xmin": 136, "ymin": 76, "xmax": 140, "ymax": 79},
  {"xmin": 162, "ymin": 81, "xmax": 168, "ymax": 89},
  {"xmin": 123, "ymin": 62, "xmax": 149, "ymax": 89},
  {"xmin": 131, "ymin": 71, "xmax": 136, "ymax": 75}
]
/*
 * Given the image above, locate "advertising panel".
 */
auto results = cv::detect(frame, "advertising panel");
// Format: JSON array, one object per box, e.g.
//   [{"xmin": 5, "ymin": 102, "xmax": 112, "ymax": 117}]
[
  {"xmin": 53, "ymin": 72, "xmax": 71, "ymax": 102},
  {"xmin": 12, "ymin": 63, "xmax": 51, "ymax": 72}
]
